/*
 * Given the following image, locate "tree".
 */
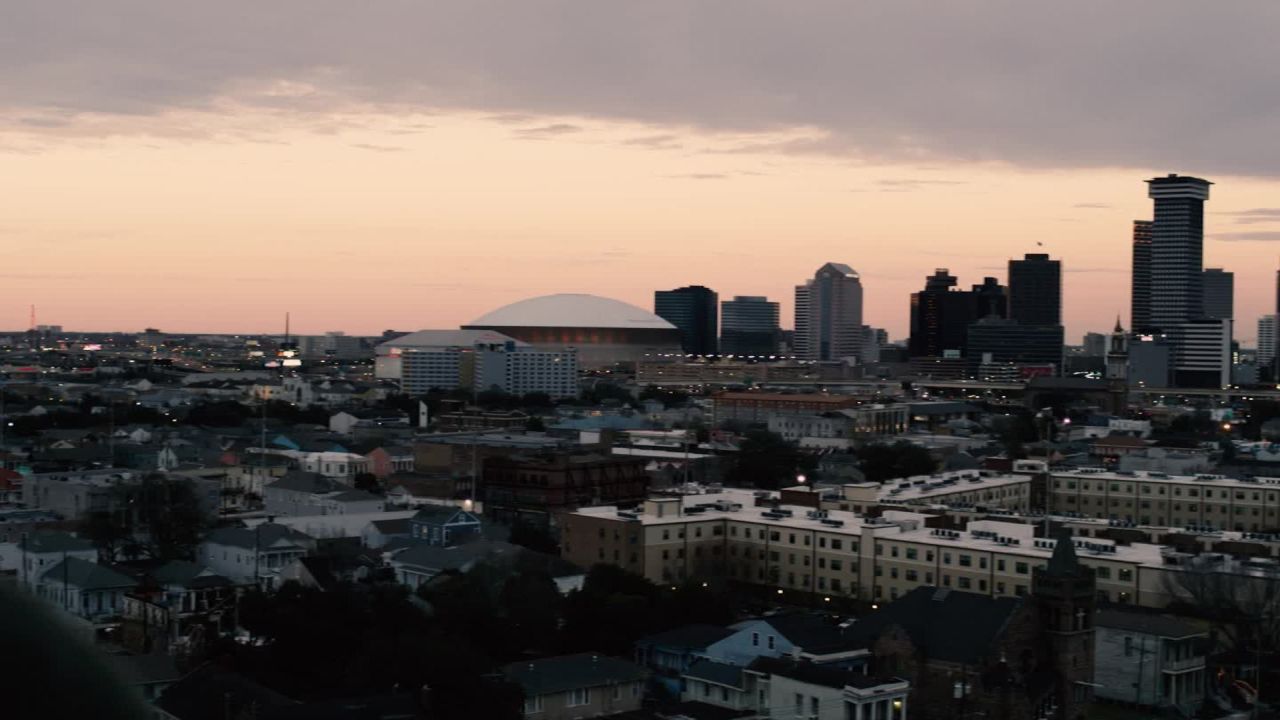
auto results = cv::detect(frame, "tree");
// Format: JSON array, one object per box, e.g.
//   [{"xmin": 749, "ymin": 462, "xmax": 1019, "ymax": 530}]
[
  {"xmin": 726, "ymin": 430, "xmax": 810, "ymax": 489},
  {"xmin": 508, "ymin": 521, "xmax": 559, "ymax": 555},
  {"xmin": 857, "ymin": 441, "xmax": 937, "ymax": 483},
  {"xmin": 524, "ymin": 415, "xmax": 547, "ymax": 432},
  {"xmin": 78, "ymin": 474, "xmax": 208, "ymax": 562},
  {"xmin": 353, "ymin": 472, "xmax": 382, "ymax": 494}
]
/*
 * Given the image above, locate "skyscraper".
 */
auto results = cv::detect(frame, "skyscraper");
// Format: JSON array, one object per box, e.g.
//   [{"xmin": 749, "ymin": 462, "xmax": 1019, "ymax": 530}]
[
  {"xmin": 1258, "ymin": 315, "xmax": 1276, "ymax": 373},
  {"xmin": 720, "ymin": 296, "xmax": 780, "ymax": 357},
  {"xmin": 908, "ymin": 270, "xmax": 1006, "ymax": 359},
  {"xmin": 1009, "ymin": 253, "xmax": 1061, "ymax": 327},
  {"xmin": 654, "ymin": 285, "xmax": 718, "ymax": 355},
  {"xmin": 1147, "ymin": 174, "xmax": 1212, "ymax": 328},
  {"xmin": 1201, "ymin": 268, "xmax": 1234, "ymax": 321},
  {"xmin": 794, "ymin": 263, "xmax": 863, "ymax": 361},
  {"xmin": 1131, "ymin": 220, "xmax": 1153, "ymax": 332}
]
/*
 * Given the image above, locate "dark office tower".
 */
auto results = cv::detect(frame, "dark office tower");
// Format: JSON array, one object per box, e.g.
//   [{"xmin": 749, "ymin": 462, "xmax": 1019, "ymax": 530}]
[
  {"xmin": 1009, "ymin": 253, "xmax": 1062, "ymax": 326},
  {"xmin": 1131, "ymin": 220, "xmax": 1153, "ymax": 332},
  {"xmin": 909, "ymin": 269, "xmax": 968, "ymax": 358},
  {"xmin": 1147, "ymin": 174, "xmax": 1211, "ymax": 329},
  {"xmin": 794, "ymin": 263, "xmax": 863, "ymax": 361},
  {"xmin": 720, "ymin": 296, "xmax": 780, "ymax": 357},
  {"xmin": 1201, "ymin": 268, "xmax": 1234, "ymax": 321},
  {"xmin": 654, "ymin": 285, "xmax": 718, "ymax": 355},
  {"xmin": 971, "ymin": 277, "xmax": 1008, "ymax": 319}
]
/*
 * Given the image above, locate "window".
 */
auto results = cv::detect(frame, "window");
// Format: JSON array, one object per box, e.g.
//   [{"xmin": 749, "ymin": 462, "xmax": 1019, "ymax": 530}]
[
  {"xmin": 906, "ymin": 547, "xmax": 918, "ymax": 560},
  {"xmin": 1118, "ymin": 568, "xmax": 1133, "ymax": 582},
  {"xmin": 752, "ymin": 632, "xmax": 760, "ymax": 646},
  {"xmin": 1094, "ymin": 566, "xmax": 1111, "ymax": 580},
  {"xmin": 1015, "ymin": 562, "xmax": 1029, "ymax": 575},
  {"xmin": 768, "ymin": 635, "xmax": 776, "ymax": 650},
  {"xmin": 959, "ymin": 554, "xmax": 972, "ymax": 567},
  {"xmin": 524, "ymin": 696, "xmax": 543, "ymax": 714},
  {"xmin": 831, "ymin": 539, "xmax": 843, "ymax": 551},
  {"xmin": 794, "ymin": 694, "xmax": 804, "ymax": 715},
  {"xmin": 1124, "ymin": 636, "xmax": 1134, "ymax": 657},
  {"xmin": 943, "ymin": 553, "xmax": 952, "ymax": 565},
  {"xmin": 891, "ymin": 546, "xmax": 899, "ymax": 557},
  {"xmin": 958, "ymin": 577, "xmax": 971, "ymax": 590},
  {"xmin": 568, "ymin": 688, "xmax": 590, "ymax": 707}
]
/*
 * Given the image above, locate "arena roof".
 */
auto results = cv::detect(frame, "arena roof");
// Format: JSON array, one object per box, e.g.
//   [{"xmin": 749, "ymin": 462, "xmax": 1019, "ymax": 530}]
[{"xmin": 466, "ymin": 293, "xmax": 676, "ymax": 330}]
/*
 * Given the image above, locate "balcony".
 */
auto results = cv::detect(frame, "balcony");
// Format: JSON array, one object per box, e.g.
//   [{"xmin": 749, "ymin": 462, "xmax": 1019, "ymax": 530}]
[{"xmin": 1161, "ymin": 656, "xmax": 1206, "ymax": 673}]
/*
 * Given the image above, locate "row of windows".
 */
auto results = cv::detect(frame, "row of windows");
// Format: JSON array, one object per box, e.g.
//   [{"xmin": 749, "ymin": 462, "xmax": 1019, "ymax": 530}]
[{"xmin": 1056, "ymin": 482, "xmax": 1278, "ymax": 502}]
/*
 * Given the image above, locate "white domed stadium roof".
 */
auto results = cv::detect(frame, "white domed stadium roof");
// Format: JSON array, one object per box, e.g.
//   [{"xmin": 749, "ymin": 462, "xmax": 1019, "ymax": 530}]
[{"xmin": 466, "ymin": 293, "xmax": 676, "ymax": 330}]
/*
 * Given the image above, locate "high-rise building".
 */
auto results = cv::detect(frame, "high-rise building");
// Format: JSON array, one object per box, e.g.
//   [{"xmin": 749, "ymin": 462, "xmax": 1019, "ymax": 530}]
[
  {"xmin": 1202, "ymin": 268, "xmax": 1234, "ymax": 321},
  {"xmin": 720, "ymin": 296, "xmax": 780, "ymax": 357},
  {"xmin": 965, "ymin": 318, "xmax": 1064, "ymax": 371},
  {"xmin": 1082, "ymin": 332, "xmax": 1107, "ymax": 358},
  {"xmin": 794, "ymin": 263, "xmax": 863, "ymax": 361},
  {"xmin": 908, "ymin": 270, "xmax": 1006, "ymax": 359},
  {"xmin": 1164, "ymin": 319, "xmax": 1232, "ymax": 388},
  {"xmin": 1259, "ymin": 315, "xmax": 1277, "ymax": 373},
  {"xmin": 654, "ymin": 285, "xmax": 718, "ymax": 356},
  {"xmin": 1147, "ymin": 174, "xmax": 1211, "ymax": 328},
  {"xmin": 1131, "ymin": 220, "xmax": 1153, "ymax": 332},
  {"xmin": 1008, "ymin": 253, "xmax": 1061, "ymax": 326}
]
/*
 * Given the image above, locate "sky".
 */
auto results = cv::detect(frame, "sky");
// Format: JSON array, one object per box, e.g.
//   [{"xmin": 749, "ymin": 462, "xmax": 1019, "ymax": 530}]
[{"xmin": 5, "ymin": 2, "xmax": 1280, "ymax": 344}]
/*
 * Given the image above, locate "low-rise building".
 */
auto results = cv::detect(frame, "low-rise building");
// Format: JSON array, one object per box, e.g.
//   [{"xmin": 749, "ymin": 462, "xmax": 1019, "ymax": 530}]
[
  {"xmin": 36, "ymin": 556, "xmax": 138, "ymax": 622},
  {"xmin": 484, "ymin": 452, "xmax": 650, "ymax": 530},
  {"xmin": 502, "ymin": 653, "xmax": 648, "ymax": 720},
  {"xmin": 199, "ymin": 523, "xmax": 315, "ymax": 587},
  {"xmin": 1093, "ymin": 609, "xmax": 1207, "ymax": 715},
  {"xmin": 263, "ymin": 471, "xmax": 384, "ymax": 517}
]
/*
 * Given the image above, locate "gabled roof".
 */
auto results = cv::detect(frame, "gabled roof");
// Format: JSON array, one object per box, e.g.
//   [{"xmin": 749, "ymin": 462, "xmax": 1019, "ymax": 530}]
[
  {"xmin": 685, "ymin": 659, "xmax": 746, "ymax": 689},
  {"xmin": 370, "ymin": 518, "xmax": 412, "ymax": 534},
  {"xmin": 637, "ymin": 623, "xmax": 734, "ymax": 651},
  {"xmin": 1096, "ymin": 609, "xmax": 1205, "ymax": 639},
  {"xmin": 741, "ymin": 612, "xmax": 863, "ymax": 656},
  {"xmin": 42, "ymin": 557, "xmax": 138, "ymax": 590},
  {"xmin": 748, "ymin": 656, "xmax": 900, "ymax": 691},
  {"xmin": 22, "ymin": 531, "xmax": 96, "ymax": 555},
  {"xmin": 267, "ymin": 471, "xmax": 342, "ymax": 494},
  {"xmin": 502, "ymin": 653, "xmax": 647, "ymax": 696},
  {"xmin": 204, "ymin": 523, "xmax": 312, "ymax": 550},
  {"xmin": 390, "ymin": 540, "xmax": 518, "ymax": 573},
  {"xmin": 411, "ymin": 506, "xmax": 480, "ymax": 526},
  {"xmin": 843, "ymin": 586, "xmax": 1024, "ymax": 664}
]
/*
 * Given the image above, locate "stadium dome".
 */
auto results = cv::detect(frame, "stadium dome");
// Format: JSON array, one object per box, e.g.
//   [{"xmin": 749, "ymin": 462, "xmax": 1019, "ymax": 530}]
[{"xmin": 464, "ymin": 293, "xmax": 682, "ymax": 366}]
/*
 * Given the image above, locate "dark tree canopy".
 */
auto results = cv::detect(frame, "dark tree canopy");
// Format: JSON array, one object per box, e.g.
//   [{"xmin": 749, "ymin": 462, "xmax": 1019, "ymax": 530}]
[{"xmin": 79, "ymin": 473, "xmax": 208, "ymax": 562}]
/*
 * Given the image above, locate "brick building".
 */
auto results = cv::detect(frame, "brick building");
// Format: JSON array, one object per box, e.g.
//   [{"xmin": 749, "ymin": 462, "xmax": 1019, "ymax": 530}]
[{"xmin": 483, "ymin": 452, "xmax": 649, "ymax": 530}]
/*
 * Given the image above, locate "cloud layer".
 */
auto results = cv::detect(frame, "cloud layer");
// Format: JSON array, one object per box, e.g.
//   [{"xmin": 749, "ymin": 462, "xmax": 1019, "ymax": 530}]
[{"xmin": 4, "ymin": 2, "xmax": 1280, "ymax": 174}]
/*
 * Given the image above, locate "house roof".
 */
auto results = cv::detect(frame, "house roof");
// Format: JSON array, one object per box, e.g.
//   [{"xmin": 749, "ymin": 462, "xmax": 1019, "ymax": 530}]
[
  {"xmin": 390, "ymin": 540, "xmax": 518, "ymax": 573},
  {"xmin": 411, "ymin": 506, "xmax": 479, "ymax": 526},
  {"xmin": 42, "ymin": 557, "xmax": 138, "ymax": 590},
  {"xmin": 1096, "ymin": 609, "xmax": 1205, "ymax": 639},
  {"xmin": 204, "ymin": 523, "xmax": 312, "ymax": 550},
  {"xmin": 328, "ymin": 489, "xmax": 382, "ymax": 503},
  {"xmin": 733, "ymin": 612, "xmax": 864, "ymax": 656},
  {"xmin": 842, "ymin": 586, "xmax": 1024, "ymax": 664},
  {"xmin": 370, "ymin": 518, "xmax": 411, "ymax": 534},
  {"xmin": 157, "ymin": 663, "xmax": 295, "ymax": 720},
  {"xmin": 685, "ymin": 659, "xmax": 746, "ymax": 689},
  {"xmin": 23, "ymin": 531, "xmax": 96, "ymax": 555},
  {"xmin": 638, "ymin": 624, "xmax": 734, "ymax": 651},
  {"xmin": 748, "ymin": 657, "xmax": 897, "ymax": 691},
  {"xmin": 267, "ymin": 470, "xmax": 343, "ymax": 494},
  {"xmin": 502, "ymin": 653, "xmax": 648, "ymax": 696}
]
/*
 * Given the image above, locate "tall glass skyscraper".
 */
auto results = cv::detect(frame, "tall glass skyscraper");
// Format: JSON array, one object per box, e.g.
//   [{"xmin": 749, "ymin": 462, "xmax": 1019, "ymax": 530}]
[
  {"xmin": 1201, "ymin": 268, "xmax": 1234, "ymax": 321},
  {"xmin": 1147, "ymin": 174, "xmax": 1212, "ymax": 329},
  {"xmin": 654, "ymin": 285, "xmax": 718, "ymax": 355},
  {"xmin": 1130, "ymin": 220, "xmax": 1153, "ymax": 332}
]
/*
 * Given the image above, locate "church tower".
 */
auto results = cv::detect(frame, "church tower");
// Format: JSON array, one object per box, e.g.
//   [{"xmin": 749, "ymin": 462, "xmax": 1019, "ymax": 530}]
[
  {"xmin": 1033, "ymin": 534, "xmax": 1097, "ymax": 720},
  {"xmin": 1106, "ymin": 317, "xmax": 1128, "ymax": 382}
]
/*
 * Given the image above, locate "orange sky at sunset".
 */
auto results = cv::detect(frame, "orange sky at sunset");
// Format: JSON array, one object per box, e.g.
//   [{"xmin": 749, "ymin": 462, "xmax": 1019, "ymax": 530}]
[{"xmin": 4, "ymin": 108, "xmax": 1280, "ymax": 344}]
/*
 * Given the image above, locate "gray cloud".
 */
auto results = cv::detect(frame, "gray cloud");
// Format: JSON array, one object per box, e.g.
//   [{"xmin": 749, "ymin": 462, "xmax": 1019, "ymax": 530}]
[
  {"xmin": 1214, "ymin": 231, "xmax": 1280, "ymax": 242},
  {"xmin": 515, "ymin": 123, "xmax": 583, "ymax": 139},
  {"xmin": 622, "ymin": 134, "xmax": 682, "ymax": 150},
  {"xmin": 5, "ymin": 3, "xmax": 1280, "ymax": 174},
  {"xmin": 1218, "ymin": 208, "xmax": 1280, "ymax": 224},
  {"xmin": 349, "ymin": 142, "xmax": 406, "ymax": 152}
]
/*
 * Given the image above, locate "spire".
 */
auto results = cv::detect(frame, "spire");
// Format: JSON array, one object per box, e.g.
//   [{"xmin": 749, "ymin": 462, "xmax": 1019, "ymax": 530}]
[
  {"xmin": 1046, "ymin": 531, "xmax": 1082, "ymax": 577},
  {"xmin": 1113, "ymin": 315, "xmax": 1124, "ymax": 334}
]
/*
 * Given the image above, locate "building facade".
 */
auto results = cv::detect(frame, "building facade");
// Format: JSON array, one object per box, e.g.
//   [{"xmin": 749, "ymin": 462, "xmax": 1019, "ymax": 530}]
[
  {"xmin": 654, "ymin": 285, "xmax": 719, "ymax": 356},
  {"xmin": 1131, "ymin": 219, "xmax": 1154, "ymax": 332},
  {"xmin": 720, "ymin": 295, "xmax": 780, "ymax": 357},
  {"xmin": 1202, "ymin": 268, "xmax": 1234, "ymax": 322},
  {"xmin": 1147, "ymin": 175, "xmax": 1211, "ymax": 329},
  {"xmin": 795, "ymin": 263, "xmax": 864, "ymax": 362},
  {"xmin": 1009, "ymin": 253, "xmax": 1062, "ymax": 327}
]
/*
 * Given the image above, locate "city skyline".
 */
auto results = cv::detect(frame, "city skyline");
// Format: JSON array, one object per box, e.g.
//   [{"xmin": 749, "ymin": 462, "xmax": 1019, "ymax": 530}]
[{"xmin": 6, "ymin": 5, "xmax": 1280, "ymax": 342}]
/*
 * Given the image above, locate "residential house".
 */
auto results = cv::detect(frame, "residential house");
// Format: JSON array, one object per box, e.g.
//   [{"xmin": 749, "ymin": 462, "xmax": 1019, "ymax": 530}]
[
  {"xmin": 228, "ymin": 454, "xmax": 293, "ymax": 500},
  {"xmin": 37, "ymin": 556, "xmax": 138, "ymax": 621},
  {"xmin": 329, "ymin": 409, "xmax": 410, "ymax": 437},
  {"xmin": 408, "ymin": 506, "xmax": 483, "ymax": 546},
  {"xmin": 264, "ymin": 471, "xmax": 384, "ymax": 517},
  {"xmin": 388, "ymin": 540, "xmax": 521, "ymax": 590},
  {"xmin": 747, "ymin": 657, "xmax": 910, "ymax": 720},
  {"xmin": 0, "ymin": 530, "xmax": 99, "ymax": 589},
  {"xmin": 362, "ymin": 517, "xmax": 412, "ymax": 549},
  {"xmin": 503, "ymin": 653, "xmax": 648, "ymax": 720},
  {"xmin": 121, "ymin": 560, "xmax": 240, "ymax": 654},
  {"xmin": 365, "ymin": 445, "xmax": 415, "ymax": 479},
  {"xmin": 199, "ymin": 523, "xmax": 315, "ymax": 587},
  {"xmin": 1093, "ymin": 609, "xmax": 1207, "ymax": 715}
]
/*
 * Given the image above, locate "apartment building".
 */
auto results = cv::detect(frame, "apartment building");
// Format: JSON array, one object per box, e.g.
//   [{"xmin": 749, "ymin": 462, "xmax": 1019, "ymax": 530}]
[
  {"xmin": 562, "ymin": 487, "xmax": 1181, "ymax": 608},
  {"xmin": 1047, "ymin": 468, "xmax": 1280, "ymax": 532},
  {"xmin": 711, "ymin": 392, "xmax": 863, "ymax": 424}
]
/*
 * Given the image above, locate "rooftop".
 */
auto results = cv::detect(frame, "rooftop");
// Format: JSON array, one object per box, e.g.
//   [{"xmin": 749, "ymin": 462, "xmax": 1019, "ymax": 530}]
[
  {"xmin": 465, "ymin": 293, "xmax": 676, "ymax": 330},
  {"xmin": 502, "ymin": 653, "xmax": 648, "ymax": 696}
]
